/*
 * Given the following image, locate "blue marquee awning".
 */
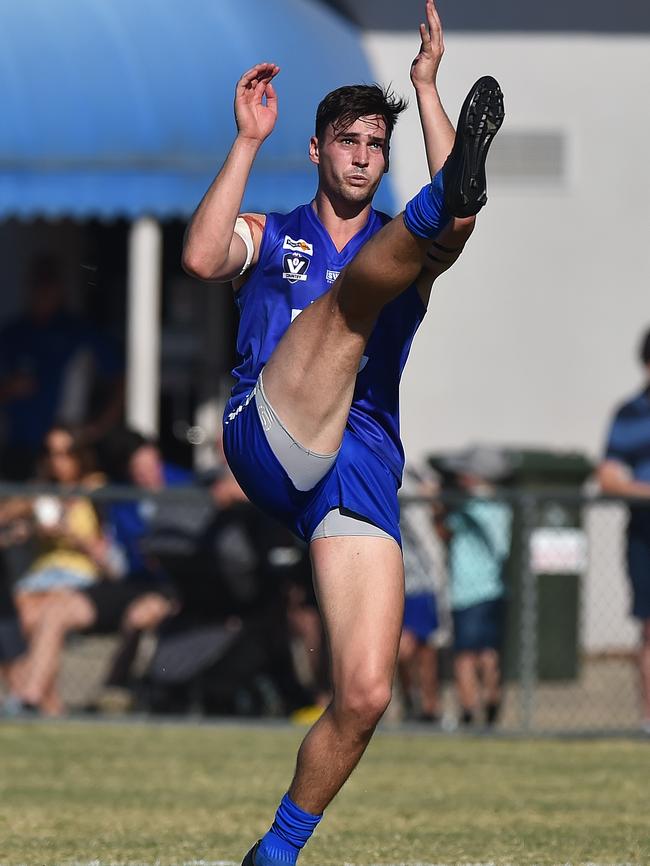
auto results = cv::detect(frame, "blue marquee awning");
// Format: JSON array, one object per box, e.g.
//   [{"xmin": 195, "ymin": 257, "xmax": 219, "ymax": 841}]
[{"xmin": 0, "ymin": 0, "xmax": 395, "ymax": 219}]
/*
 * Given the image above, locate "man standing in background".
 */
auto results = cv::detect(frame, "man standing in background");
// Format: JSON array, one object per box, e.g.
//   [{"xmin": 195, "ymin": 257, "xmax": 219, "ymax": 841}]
[{"xmin": 598, "ymin": 327, "xmax": 650, "ymax": 734}]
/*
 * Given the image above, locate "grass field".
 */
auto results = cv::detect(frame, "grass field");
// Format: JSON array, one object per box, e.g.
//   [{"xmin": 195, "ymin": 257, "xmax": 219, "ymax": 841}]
[{"xmin": 1, "ymin": 720, "xmax": 648, "ymax": 866}]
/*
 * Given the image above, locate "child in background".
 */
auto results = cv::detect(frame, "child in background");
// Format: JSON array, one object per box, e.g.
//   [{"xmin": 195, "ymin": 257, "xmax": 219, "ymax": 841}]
[{"xmin": 434, "ymin": 447, "xmax": 512, "ymax": 727}]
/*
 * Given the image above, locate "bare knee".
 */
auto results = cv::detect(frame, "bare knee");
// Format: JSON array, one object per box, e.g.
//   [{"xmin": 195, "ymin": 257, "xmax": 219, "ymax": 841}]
[
  {"xmin": 122, "ymin": 593, "xmax": 176, "ymax": 632},
  {"xmin": 40, "ymin": 592, "xmax": 95, "ymax": 633},
  {"xmin": 15, "ymin": 593, "xmax": 46, "ymax": 635},
  {"xmin": 334, "ymin": 675, "xmax": 393, "ymax": 734},
  {"xmin": 479, "ymin": 647, "xmax": 499, "ymax": 665}
]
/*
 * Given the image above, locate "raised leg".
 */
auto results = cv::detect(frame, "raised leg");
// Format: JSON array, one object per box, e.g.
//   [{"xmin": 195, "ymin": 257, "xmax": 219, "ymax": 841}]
[
  {"xmin": 263, "ymin": 214, "xmax": 433, "ymax": 454},
  {"xmin": 262, "ymin": 75, "xmax": 503, "ymax": 455}
]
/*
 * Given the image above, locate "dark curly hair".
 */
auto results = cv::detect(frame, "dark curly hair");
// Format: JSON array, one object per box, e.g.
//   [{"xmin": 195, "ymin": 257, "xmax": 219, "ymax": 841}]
[{"xmin": 315, "ymin": 84, "xmax": 408, "ymax": 141}]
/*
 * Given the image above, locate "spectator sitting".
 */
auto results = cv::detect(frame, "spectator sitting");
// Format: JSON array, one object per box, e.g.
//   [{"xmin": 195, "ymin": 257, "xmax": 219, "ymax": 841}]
[
  {"xmin": 142, "ymin": 462, "xmax": 318, "ymax": 717},
  {"xmin": 0, "ymin": 255, "xmax": 123, "ymax": 481},
  {"xmin": 434, "ymin": 447, "xmax": 512, "ymax": 728},
  {"xmin": 9, "ymin": 428, "xmax": 186, "ymax": 715},
  {"xmin": 12, "ymin": 425, "xmax": 111, "ymax": 639}
]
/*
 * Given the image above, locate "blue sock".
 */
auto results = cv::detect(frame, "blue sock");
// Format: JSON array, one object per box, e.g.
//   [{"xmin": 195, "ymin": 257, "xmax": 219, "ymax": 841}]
[
  {"xmin": 255, "ymin": 793, "xmax": 323, "ymax": 865},
  {"xmin": 403, "ymin": 169, "xmax": 451, "ymax": 238}
]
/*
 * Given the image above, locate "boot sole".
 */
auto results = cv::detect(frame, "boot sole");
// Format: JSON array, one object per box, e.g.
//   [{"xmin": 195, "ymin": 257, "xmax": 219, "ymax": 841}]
[{"xmin": 444, "ymin": 75, "xmax": 505, "ymax": 217}]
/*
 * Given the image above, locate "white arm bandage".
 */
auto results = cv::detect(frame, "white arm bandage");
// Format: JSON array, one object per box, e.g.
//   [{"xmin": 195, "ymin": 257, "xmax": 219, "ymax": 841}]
[{"xmin": 234, "ymin": 216, "xmax": 255, "ymax": 276}]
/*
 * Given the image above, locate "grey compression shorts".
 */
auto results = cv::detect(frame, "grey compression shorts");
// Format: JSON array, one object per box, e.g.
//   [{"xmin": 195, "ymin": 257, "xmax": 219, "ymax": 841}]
[{"xmin": 255, "ymin": 371, "xmax": 392, "ymax": 542}]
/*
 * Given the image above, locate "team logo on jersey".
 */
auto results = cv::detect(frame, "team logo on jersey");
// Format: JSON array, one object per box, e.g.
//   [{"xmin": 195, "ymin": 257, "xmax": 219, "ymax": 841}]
[
  {"xmin": 282, "ymin": 253, "xmax": 310, "ymax": 283},
  {"xmin": 326, "ymin": 269, "xmax": 340, "ymax": 284},
  {"xmin": 283, "ymin": 236, "xmax": 314, "ymax": 256}
]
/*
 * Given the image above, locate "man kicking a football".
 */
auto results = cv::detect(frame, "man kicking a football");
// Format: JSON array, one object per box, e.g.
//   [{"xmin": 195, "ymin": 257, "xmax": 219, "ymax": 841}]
[{"xmin": 183, "ymin": 3, "xmax": 504, "ymax": 863}]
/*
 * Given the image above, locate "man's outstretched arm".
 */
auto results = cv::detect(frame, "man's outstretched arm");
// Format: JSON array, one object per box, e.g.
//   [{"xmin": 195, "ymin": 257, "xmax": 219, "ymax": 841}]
[
  {"xmin": 182, "ymin": 62, "xmax": 279, "ymax": 282},
  {"xmin": 410, "ymin": 0, "xmax": 455, "ymax": 177},
  {"xmin": 411, "ymin": 1, "xmax": 476, "ymax": 304}
]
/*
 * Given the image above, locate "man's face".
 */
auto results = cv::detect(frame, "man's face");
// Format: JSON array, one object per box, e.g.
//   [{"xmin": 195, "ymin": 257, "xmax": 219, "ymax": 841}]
[{"xmin": 310, "ymin": 114, "xmax": 388, "ymax": 206}]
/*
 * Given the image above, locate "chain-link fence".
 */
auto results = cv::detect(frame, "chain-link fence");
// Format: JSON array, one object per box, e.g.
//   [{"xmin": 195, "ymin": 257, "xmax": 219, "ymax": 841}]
[
  {"xmin": 399, "ymin": 491, "xmax": 646, "ymax": 734},
  {"xmin": 0, "ymin": 483, "xmax": 647, "ymax": 733}
]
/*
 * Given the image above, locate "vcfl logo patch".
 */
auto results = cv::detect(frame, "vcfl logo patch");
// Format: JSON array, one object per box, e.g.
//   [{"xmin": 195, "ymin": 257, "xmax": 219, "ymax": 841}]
[{"xmin": 282, "ymin": 252, "xmax": 310, "ymax": 283}]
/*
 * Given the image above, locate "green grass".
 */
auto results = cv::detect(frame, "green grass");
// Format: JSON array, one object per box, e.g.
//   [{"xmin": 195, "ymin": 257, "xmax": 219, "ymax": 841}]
[{"xmin": 0, "ymin": 721, "xmax": 648, "ymax": 865}]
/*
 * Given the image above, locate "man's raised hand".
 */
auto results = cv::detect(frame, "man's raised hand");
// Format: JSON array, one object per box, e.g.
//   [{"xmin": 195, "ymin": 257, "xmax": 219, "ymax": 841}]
[
  {"xmin": 234, "ymin": 62, "xmax": 280, "ymax": 144},
  {"xmin": 410, "ymin": 0, "xmax": 444, "ymax": 92}
]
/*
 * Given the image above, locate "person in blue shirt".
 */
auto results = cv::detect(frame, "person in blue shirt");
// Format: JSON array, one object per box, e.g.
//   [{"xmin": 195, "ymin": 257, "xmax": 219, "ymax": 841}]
[
  {"xmin": 598, "ymin": 327, "xmax": 650, "ymax": 735},
  {"xmin": 183, "ymin": 3, "xmax": 504, "ymax": 864}
]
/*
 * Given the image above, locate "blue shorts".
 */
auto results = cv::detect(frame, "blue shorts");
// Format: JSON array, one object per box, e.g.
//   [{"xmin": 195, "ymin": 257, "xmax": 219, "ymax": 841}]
[
  {"xmin": 452, "ymin": 598, "xmax": 504, "ymax": 652},
  {"xmin": 627, "ymin": 533, "xmax": 650, "ymax": 620},
  {"xmin": 403, "ymin": 592, "xmax": 439, "ymax": 641},
  {"xmin": 223, "ymin": 390, "xmax": 402, "ymax": 546}
]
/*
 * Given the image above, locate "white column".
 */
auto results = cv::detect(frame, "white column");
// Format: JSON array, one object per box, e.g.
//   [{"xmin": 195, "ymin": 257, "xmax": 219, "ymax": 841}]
[
  {"xmin": 193, "ymin": 284, "xmax": 229, "ymax": 470},
  {"xmin": 126, "ymin": 217, "xmax": 162, "ymax": 438}
]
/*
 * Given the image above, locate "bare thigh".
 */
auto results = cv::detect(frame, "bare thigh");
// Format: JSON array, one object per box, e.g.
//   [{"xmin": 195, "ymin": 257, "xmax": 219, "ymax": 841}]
[
  {"xmin": 261, "ymin": 280, "xmax": 370, "ymax": 455},
  {"xmin": 310, "ymin": 535, "xmax": 405, "ymax": 704},
  {"xmin": 15, "ymin": 592, "xmax": 59, "ymax": 634},
  {"xmin": 37, "ymin": 591, "xmax": 97, "ymax": 632},
  {"xmin": 263, "ymin": 216, "xmax": 429, "ymax": 454}
]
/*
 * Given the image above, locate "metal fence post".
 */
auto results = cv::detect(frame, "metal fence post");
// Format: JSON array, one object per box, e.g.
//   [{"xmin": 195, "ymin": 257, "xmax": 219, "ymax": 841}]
[{"xmin": 518, "ymin": 493, "xmax": 538, "ymax": 733}]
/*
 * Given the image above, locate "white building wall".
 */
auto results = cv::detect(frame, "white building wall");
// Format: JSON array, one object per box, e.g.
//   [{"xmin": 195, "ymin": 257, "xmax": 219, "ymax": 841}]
[{"xmin": 364, "ymin": 33, "xmax": 649, "ymax": 651}]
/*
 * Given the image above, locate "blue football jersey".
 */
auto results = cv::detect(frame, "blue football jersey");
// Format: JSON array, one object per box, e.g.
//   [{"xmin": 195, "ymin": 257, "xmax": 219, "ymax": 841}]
[{"xmin": 225, "ymin": 203, "xmax": 426, "ymax": 482}]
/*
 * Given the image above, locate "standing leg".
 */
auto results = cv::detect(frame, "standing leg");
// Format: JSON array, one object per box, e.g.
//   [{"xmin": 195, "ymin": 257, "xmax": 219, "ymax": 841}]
[
  {"xmin": 640, "ymin": 619, "xmax": 650, "ymax": 728},
  {"xmin": 251, "ymin": 537, "xmax": 404, "ymax": 865},
  {"xmin": 477, "ymin": 647, "xmax": 502, "ymax": 725},
  {"xmin": 415, "ymin": 642, "xmax": 440, "ymax": 719},
  {"xmin": 454, "ymin": 650, "xmax": 479, "ymax": 725},
  {"xmin": 397, "ymin": 630, "xmax": 418, "ymax": 717}
]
